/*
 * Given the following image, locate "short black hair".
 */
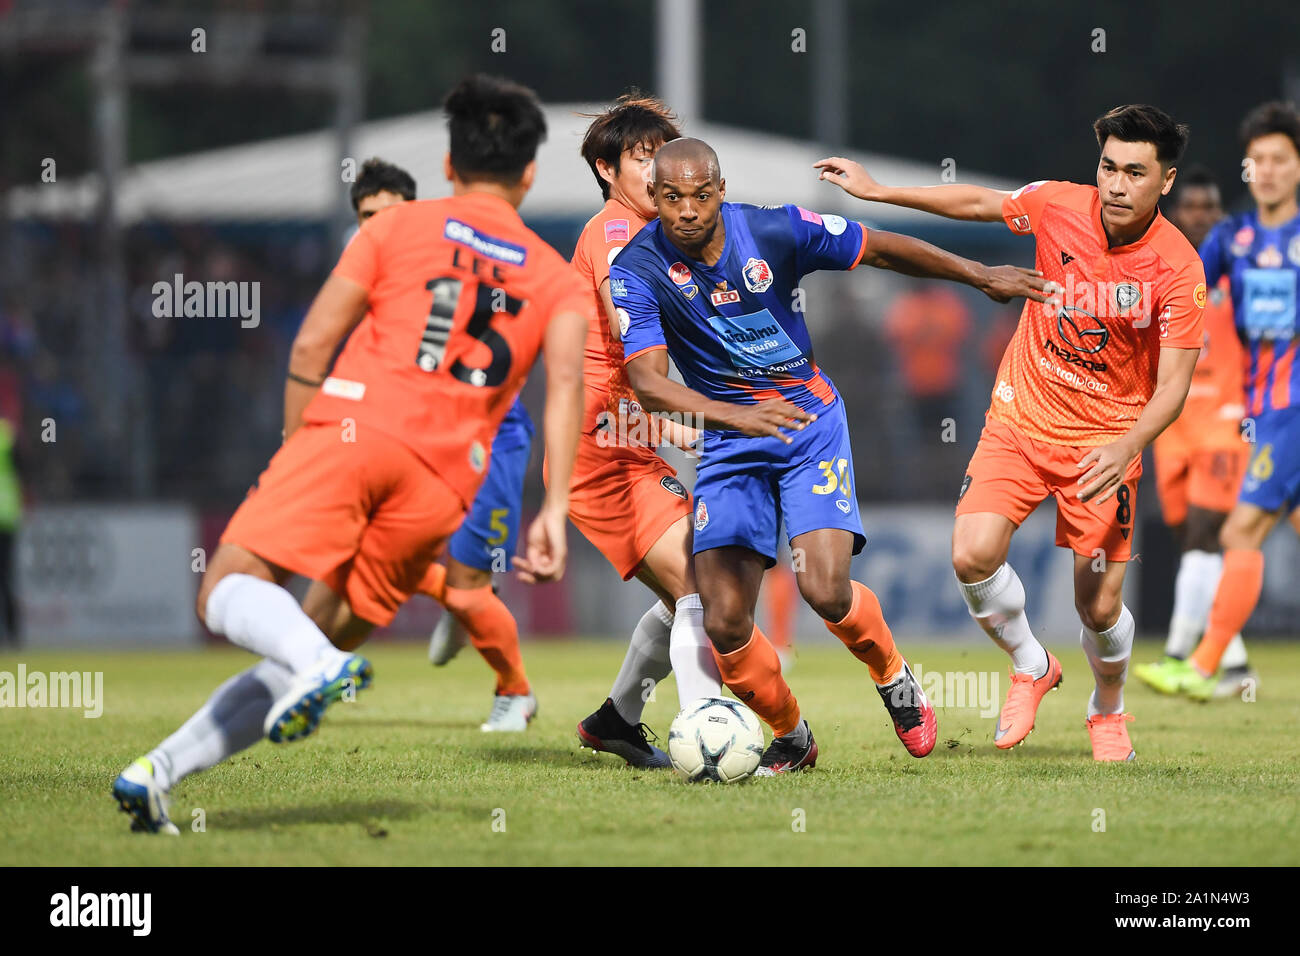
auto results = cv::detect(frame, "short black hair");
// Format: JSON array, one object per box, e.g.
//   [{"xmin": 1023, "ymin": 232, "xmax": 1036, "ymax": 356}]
[
  {"xmin": 1093, "ymin": 104, "xmax": 1190, "ymax": 166},
  {"xmin": 1239, "ymin": 101, "xmax": 1300, "ymax": 157},
  {"xmin": 350, "ymin": 158, "xmax": 416, "ymax": 212},
  {"xmin": 444, "ymin": 74, "xmax": 547, "ymax": 185},
  {"xmin": 580, "ymin": 91, "xmax": 682, "ymax": 200},
  {"xmin": 1171, "ymin": 164, "xmax": 1218, "ymax": 202}
]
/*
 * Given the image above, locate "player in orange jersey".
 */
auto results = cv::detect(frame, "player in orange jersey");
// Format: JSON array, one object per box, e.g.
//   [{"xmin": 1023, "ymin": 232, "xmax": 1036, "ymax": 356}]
[
  {"xmin": 817, "ymin": 104, "xmax": 1207, "ymax": 761},
  {"xmin": 112, "ymin": 75, "xmax": 587, "ymax": 833},
  {"xmin": 1135, "ymin": 168, "xmax": 1258, "ymax": 698},
  {"xmin": 341, "ymin": 158, "xmax": 540, "ymax": 733}
]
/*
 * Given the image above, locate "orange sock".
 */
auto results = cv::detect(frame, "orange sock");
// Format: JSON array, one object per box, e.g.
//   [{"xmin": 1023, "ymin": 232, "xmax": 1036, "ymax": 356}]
[
  {"xmin": 825, "ymin": 581, "xmax": 902, "ymax": 685},
  {"xmin": 418, "ymin": 562, "xmax": 448, "ymax": 603},
  {"xmin": 443, "ymin": 585, "xmax": 530, "ymax": 696},
  {"xmin": 1191, "ymin": 549, "xmax": 1264, "ymax": 676},
  {"xmin": 764, "ymin": 566, "xmax": 797, "ymax": 650},
  {"xmin": 711, "ymin": 626, "xmax": 800, "ymax": 736}
]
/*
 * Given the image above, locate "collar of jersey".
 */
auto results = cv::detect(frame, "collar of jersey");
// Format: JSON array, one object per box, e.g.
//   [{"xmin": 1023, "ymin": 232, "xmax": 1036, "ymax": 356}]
[{"xmin": 454, "ymin": 189, "xmax": 522, "ymax": 222}]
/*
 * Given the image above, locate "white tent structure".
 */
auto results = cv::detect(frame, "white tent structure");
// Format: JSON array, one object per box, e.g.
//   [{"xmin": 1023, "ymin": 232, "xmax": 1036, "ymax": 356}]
[{"xmin": 6, "ymin": 103, "xmax": 1018, "ymax": 225}]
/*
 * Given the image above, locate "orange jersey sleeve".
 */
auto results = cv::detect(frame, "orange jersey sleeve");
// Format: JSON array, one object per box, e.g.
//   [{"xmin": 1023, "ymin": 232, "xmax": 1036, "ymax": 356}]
[{"xmin": 1001, "ymin": 180, "xmax": 1076, "ymax": 235}]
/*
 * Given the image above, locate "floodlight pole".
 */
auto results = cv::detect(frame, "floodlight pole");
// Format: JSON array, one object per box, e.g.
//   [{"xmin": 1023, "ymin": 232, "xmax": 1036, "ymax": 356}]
[{"xmin": 656, "ymin": 0, "xmax": 701, "ymax": 124}]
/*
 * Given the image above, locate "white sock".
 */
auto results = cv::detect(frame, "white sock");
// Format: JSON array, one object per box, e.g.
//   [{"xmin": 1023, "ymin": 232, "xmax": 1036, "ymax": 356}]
[
  {"xmin": 147, "ymin": 658, "xmax": 293, "ymax": 790},
  {"xmin": 609, "ymin": 601, "xmax": 674, "ymax": 724},
  {"xmin": 1081, "ymin": 604, "xmax": 1134, "ymax": 717},
  {"xmin": 957, "ymin": 563, "xmax": 1048, "ymax": 678},
  {"xmin": 670, "ymin": 593, "xmax": 724, "ymax": 707},
  {"xmin": 204, "ymin": 573, "xmax": 341, "ymax": 675},
  {"xmin": 1221, "ymin": 633, "xmax": 1249, "ymax": 670},
  {"xmin": 1165, "ymin": 550, "xmax": 1223, "ymax": 657}
]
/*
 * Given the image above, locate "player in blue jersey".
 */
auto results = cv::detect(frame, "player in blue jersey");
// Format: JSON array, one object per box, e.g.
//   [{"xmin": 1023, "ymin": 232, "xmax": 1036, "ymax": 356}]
[
  {"xmin": 1174, "ymin": 103, "xmax": 1300, "ymax": 697},
  {"xmin": 317, "ymin": 159, "xmax": 540, "ymax": 732},
  {"xmin": 611, "ymin": 138, "xmax": 1049, "ymax": 771}
]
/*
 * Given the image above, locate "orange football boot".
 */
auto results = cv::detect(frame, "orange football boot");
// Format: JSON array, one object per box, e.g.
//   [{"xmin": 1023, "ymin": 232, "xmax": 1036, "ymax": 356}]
[
  {"xmin": 993, "ymin": 651, "xmax": 1062, "ymax": 749},
  {"xmin": 1085, "ymin": 712, "xmax": 1136, "ymax": 761}
]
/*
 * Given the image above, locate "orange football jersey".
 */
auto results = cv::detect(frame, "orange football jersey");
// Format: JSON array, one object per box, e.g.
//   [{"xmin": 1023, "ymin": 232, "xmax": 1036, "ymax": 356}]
[
  {"xmin": 570, "ymin": 198, "xmax": 650, "ymax": 429},
  {"xmin": 304, "ymin": 192, "xmax": 586, "ymax": 505},
  {"xmin": 991, "ymin": 180, "xmax": 1206, "ymax": 445}
]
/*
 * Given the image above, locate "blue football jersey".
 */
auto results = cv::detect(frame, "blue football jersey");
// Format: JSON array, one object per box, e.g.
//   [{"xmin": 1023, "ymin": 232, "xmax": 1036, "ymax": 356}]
[
  {"xmin": 610, "ymin": 202, "xmax": 867, "ymax": 413},
  {"xmin": 1199, "ymin": 209, "xmax": 1300, "ymax": 414}
]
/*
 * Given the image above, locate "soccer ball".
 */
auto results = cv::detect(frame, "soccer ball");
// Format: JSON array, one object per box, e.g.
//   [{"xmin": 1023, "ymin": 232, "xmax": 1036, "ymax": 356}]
[{"xmin": 667, "ymin": 697, "xmax": 765, "ymax": 783}]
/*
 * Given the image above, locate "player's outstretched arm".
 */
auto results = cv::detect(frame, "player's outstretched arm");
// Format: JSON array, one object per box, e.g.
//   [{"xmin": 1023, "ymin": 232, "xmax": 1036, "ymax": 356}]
[
  {"xmin": 861, "ymin": 230, "xmax": 1050, "ymax": 304},
  {"xmin": 814, "ymin": 156, "xmax": 1007, "ymax": 222},
  {"xmin": 1077, "ymin": 345, "xmax": 1199, "ymax": 504},
  {"xmin": 283, "ymin": 274, "xmax": 369, "ymax": 440},
  {"xmin": 626, "ymin": 349, "xmax": 814, "ymax": 444},
  {"xmin": 516, "ymin": 303, "xmax": 586, "ymax": 585}
]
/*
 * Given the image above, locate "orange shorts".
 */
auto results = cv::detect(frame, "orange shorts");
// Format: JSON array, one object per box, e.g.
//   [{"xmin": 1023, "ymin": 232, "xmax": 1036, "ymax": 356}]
[
  {"xmin": 956, "ymin": 417, "xmax": 1142, "ymax": 562},
  {"xmin": 221, "ymin": 422, "xmax": 465, "ymax": 626},
  {"xmin": 547, "ymin": 429, "xmax": 692, "ymax": 580},
  {"xmin": 1152, "ymin": 418, "xmax": 1249, "ymax": 525}
]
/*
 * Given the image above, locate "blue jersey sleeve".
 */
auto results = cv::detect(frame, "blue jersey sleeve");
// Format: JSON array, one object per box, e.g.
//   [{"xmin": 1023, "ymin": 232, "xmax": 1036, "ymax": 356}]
[
  {"xmin": 1198, "ymin": 221, "xmax": 1227, "ymax": 287},
  {"xmin": 609, "ymin": 263, "xmax": 666, "ymax": 362},
  {"xmin": 785, "ymin": 205, "xmax": 867, "ymax": 276}
]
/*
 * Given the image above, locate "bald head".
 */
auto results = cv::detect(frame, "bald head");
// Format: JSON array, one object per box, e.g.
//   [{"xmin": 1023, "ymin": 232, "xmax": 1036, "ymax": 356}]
[
  {"xmin": 652, "ymin": 137, "xmax": 722, "ymax": 186},
  {"xmin": 649, "ymin": 138, "xmax": 727, "ymax": 258}
]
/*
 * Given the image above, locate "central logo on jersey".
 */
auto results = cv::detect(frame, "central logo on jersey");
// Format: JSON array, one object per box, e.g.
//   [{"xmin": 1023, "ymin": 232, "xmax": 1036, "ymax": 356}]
[
  {"xmin": 669, "ymin": 262, "xmax": 692, "ymax": 285},
  {"xmin": 711, "ymin": 280, "xmax": 740, "ymax": 306},
  {"xmin": 660, "ymin": 476, "xmax": 688, "ymax": 500},
  {"xmin": 695, "ymin": 498, "xmax": 709, "ymax": 531},
  {"xmin": 1114, "ymin": 282, "xmax": 1142, "ymax": 315},
  {"xmin": 1258, "ymin": 245, "xmax": 1284, "ymax": 269},
  {"xmin": 1057, "ymin": 306, "xmax": 1110, "ymax": 354},
  {"xmin": 742, "ymin": 257, "xmax": 774, "ymax": 293}
]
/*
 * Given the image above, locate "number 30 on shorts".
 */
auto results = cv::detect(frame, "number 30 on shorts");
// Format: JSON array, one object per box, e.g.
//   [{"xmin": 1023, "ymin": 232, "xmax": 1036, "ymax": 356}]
[{"xmin": 812, "ymin": 458, "xmax": 852, "ymax": 496}]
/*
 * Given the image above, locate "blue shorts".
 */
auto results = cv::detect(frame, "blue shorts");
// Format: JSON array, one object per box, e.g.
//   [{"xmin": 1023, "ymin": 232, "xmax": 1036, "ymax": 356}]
[
  {"xmin": 691, "ymin": 396, "xmax": 865, "ymax": 566},
  {"xmin": 1238, "ymin": 405, "xmax": 1300, "ymax": 513},
  {"xmin": 448, "ymin": 400, "xmax": 534, "ymax": 572}
]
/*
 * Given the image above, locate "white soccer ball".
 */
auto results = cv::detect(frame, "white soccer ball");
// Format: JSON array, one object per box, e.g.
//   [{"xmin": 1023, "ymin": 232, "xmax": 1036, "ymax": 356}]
[{"xmin": 667, "ymin": 697, "xmax": 765, "ymax": 783}]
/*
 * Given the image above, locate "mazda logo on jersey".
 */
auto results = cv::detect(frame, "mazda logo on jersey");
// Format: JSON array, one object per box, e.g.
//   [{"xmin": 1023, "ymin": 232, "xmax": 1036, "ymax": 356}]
[{"xmin": 1057, "ymin": 306, "xmax": 1109, "ymax": 354}]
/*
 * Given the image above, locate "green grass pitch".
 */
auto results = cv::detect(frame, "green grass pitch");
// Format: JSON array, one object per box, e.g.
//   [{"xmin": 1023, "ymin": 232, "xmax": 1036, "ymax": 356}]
[{"xmin": 2, "ymin": 640, "xmax": 1297, "ymax": 866}]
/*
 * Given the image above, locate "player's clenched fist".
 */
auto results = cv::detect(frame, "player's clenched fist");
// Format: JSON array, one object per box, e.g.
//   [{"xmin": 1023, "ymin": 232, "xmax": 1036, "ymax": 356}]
[
  {"xmin": 726, "ymin": 399, "xmax": 817, "ymax": 443},
  {"xmin": 515, "ymin": 505, "xmax": 569, "ymax": 584}
]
